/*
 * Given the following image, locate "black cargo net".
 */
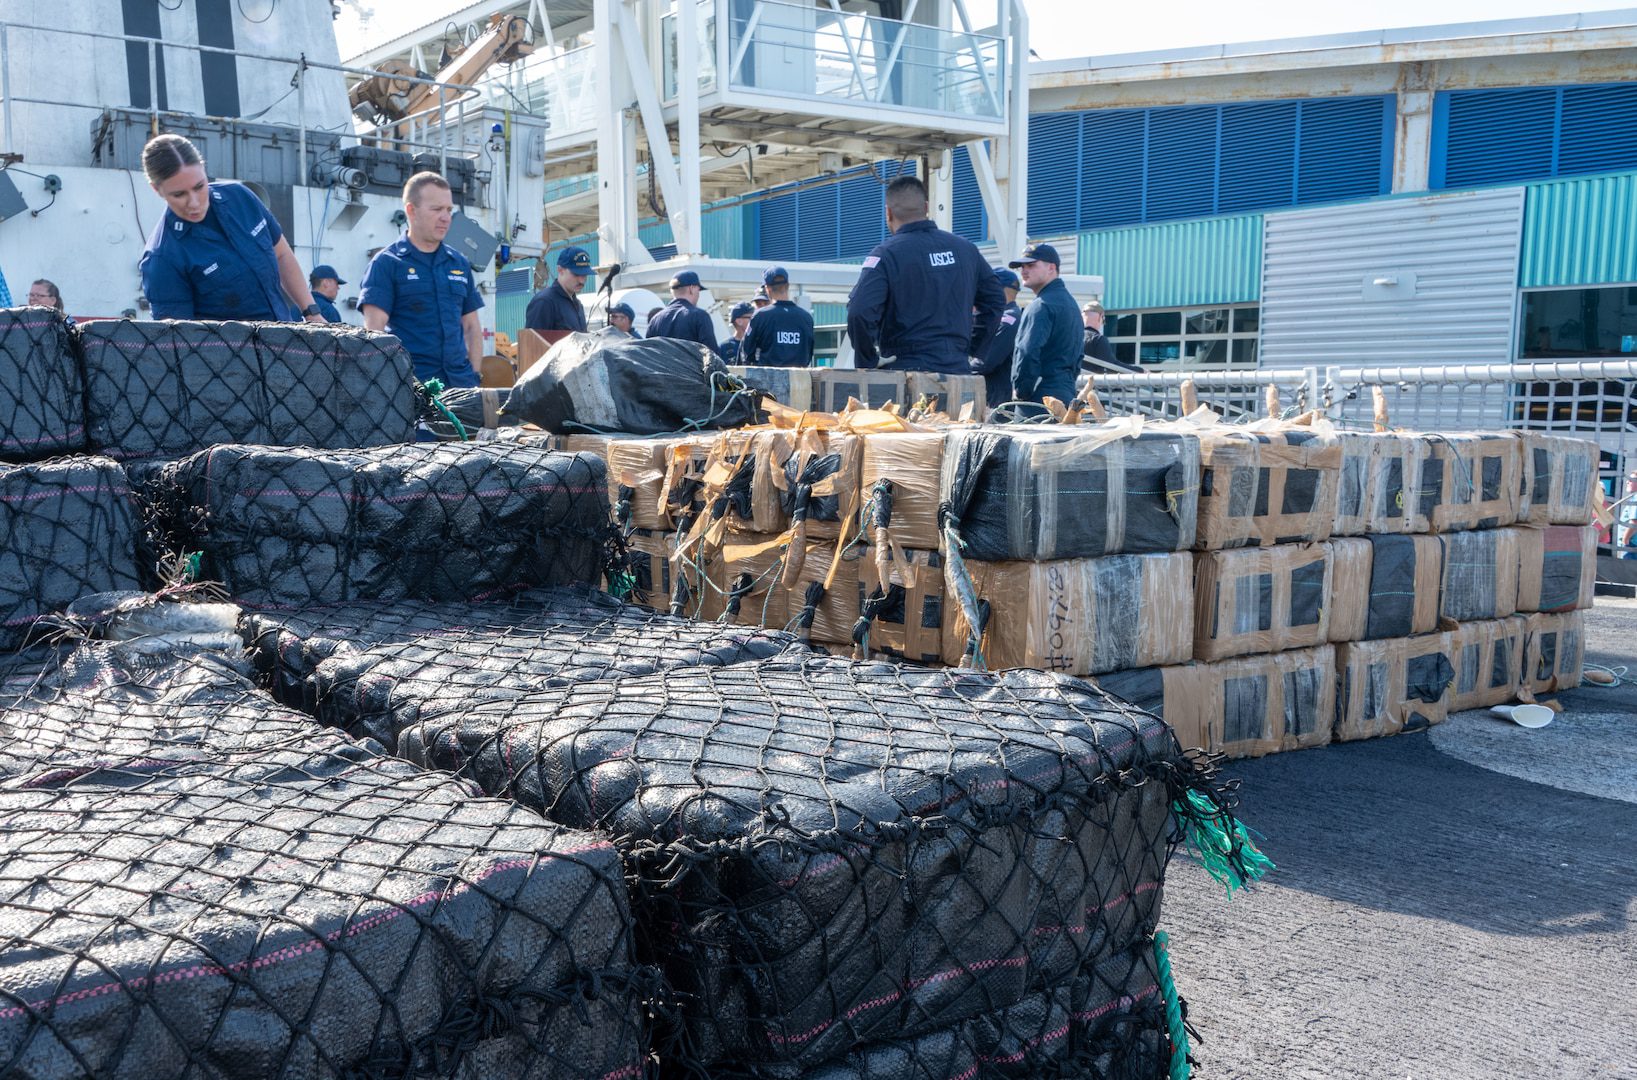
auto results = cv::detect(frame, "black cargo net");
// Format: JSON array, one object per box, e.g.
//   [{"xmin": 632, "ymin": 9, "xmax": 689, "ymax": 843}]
[
  {"xmin": 242, "ymin": 586, "xmax": 805, "ymax": 747},
  {"xmin": 397, "ymin": 655, "xmax": 1185, "ymax": 1077},
  {"xmin": 0, "ymin": 457, "xmax": 142, "ymax": 651},
  {"xmin": 0, "ymin": 639, "xmax": 649, "ymax": 1080},
  {"xmin": 145, "ymin": 442, "xmax": 613, "ymax": 607},
  {"xmin": 0, "ymin": 308, "xmax": 85, "ymax": 461},
  {"xmin": 78, "ymin": 320, "xmax": 417, "ymax": 460}
]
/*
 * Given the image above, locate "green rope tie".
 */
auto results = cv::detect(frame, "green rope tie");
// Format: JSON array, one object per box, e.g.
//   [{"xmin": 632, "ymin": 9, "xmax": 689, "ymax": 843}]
[
  {"xmin": 1153, "ymin": 931, "xmax": 1190, "ymax": 1080},
  {"xmin": 422, "ymin": 378, "xmax": 469, "ymax": 442},
  {"xmin": 181, "ymin": 551, "xmax": 202, "ymax": 584},
  {"xmin": 1173, "ymin": 788, "xmax": 1275, "ymax": 898},
  {"xmin": 607, "ymin": 569, "xmax": 636, "ymax": 601}
]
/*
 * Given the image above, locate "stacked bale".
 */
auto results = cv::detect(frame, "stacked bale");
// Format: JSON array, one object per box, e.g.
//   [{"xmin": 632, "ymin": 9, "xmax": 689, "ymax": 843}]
[{"xmin": 0, "ymin": 307, "xmax": 86, "ymax": 460}]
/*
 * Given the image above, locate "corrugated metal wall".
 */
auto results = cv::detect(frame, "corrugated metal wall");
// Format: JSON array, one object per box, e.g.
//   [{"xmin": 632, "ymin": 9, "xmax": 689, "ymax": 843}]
[
  {"xmin": 1077, "ymin": 215, "xmax": 1263, "ymax": 311},
  {"xmin": 1520, "ymin": 171, "xmax": 1637, "ymax": 288},
  {"xmin": 1259, "ymin": 188, "xmax": 1525, "ymax": 368}
]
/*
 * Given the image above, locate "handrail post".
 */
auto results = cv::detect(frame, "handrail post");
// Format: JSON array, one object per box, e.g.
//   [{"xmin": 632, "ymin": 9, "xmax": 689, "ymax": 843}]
[
  {"xmin": 1, "ymin": 25, "xmax": 11, "ymax": 156},
  {"xmin": 296, "ymin": 54, "xmax": 307, "ymax": 186},
  {"xmin": 148, "ymin": 38, "xmax": 158, "ymax": 133}
]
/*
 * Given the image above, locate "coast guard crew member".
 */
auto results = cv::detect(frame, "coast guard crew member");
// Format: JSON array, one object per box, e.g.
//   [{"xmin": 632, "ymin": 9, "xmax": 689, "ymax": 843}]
[
  {"xmin": 1009, "ymin": 243, "xmax": 1081, "ymax": 416},
  {"xmin": 607, "ymin": 302, "xmax": 637, "ymax": 336},
  {"xmin": 845, "ymin": 175, "xmax": 1003, "ymax": 373},
  {"xmin": 138, "ymin": 133, "xmax": 326, "ymax": 323},
  {"xmin": 646, "ymin": 270, "xmax": 720, "ymax": 356},
  {"xmin": 359, "ymin": 172, "xmax": 484, "ymax": 388},
  {"xmin": 970, "ymin": 267, "xmax": 1023, "ymax": 408},
  {"xmin": 719, "ymin": 302, "xmax": 753, "ymax": 362},
  {"xmin": 524, "ymin": 246, "xmax": 591, "ymax": 333},
  {"xmin": 741, "ymin": 265, "xmax": 814, "ymax": 368},
  {"xmin": 308, "ymin": 265, "xmax": 346, "ymax": 323}
]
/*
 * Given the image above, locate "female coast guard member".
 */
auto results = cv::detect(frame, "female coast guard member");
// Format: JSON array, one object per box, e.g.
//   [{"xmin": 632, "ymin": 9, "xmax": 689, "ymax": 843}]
[{"xmin": 138, "ymin": 134, "xmax": 326, "ymax": 323}]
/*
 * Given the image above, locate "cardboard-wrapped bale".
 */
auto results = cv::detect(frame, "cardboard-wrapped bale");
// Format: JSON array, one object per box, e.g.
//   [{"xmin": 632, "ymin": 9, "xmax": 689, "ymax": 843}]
[
  {"xmin": 607, "ymin": 436, "xmax": 675, "ymax": 530},
  {"xmin": 813, "ymin": 368, "xmax": 906, "ymax": 412},
  {"xmin": 1516, "ymin": 524, "xmax": 1598, "ymax": 613},
  {"xmin": 1335, "ymin": 632, "xmax": 1457, "ymax": 742},
  {"xmin": 149, "ymin": 443, "xmax": 609, "ymax": 606},
  {"xmin": 1523, "ymin": 610, "xmax": 1586, "ymax": 696},
  {"xmin": 906, "ymin": 372, "xmax": 987, "ymax": 420},
  {"xmin": 1192, "ymin": 542, "xmax": 1331, "ymax": 661},
  {"xmin": 730, "ymin": 365, "xmax": 815, "ymax": 413},
  {"xmin": 951, "ymin": 553, "xmax": 1195, "ymax": 675},
  {"xmin": 1514, "ymin": 432, "xmax": 1600, "ymax": 525},
  {"xmin": 1327, "ymin": 534, "xmax": 1443, "ymax": 642},
  {"xmin": 1193, "ymin": 428, "xmax": 1340, "ymax": 549},
  {"xmin": 789, "ymin": 542, "xmax": 867, "ymax": 646},
  {"xmin": 860, "ymin": 431, "xmax": 947, "ymax": 551},
  {"xmin": 395, "ymin": 656, "xmax": 1184, "ymax": 1074},
  {"xmin": 764, "ymin": 427, "xmax": 864, "ymax": 543},
  {"xmin": 660, "ymin": 433, "xmax": 722, "ymax": 534},
  {"xmin": 940, "ymin": 423, "xmax": 1201, "ymax": 561},
  {"xmin": 676, "ymin": 533, "xmax": 787, "ymax": 624},
  {"xmin": 1089, "ymin": 667, "xmax": 1198, "ymax": 744},
  {"xmin": 0, "ymin": 307, "xmax": 86, "ymax": 460},
  {"xmin": 1425, "ymin": 433, "xmax": 1522, "ymax": 532},
  {"xmin": 1450, "ymin": 617, "xmax": 1526, "ymax": 712},
  {"xmin": 621, "ymin": 527, "xmax": 678, "ymax": 609},
  {"xmin": 686, "ymin": 428, "xmax": 782, "ymax": 537},
  {"xmin": 1164, "ymin": 646, "xmax": 1336, "ymax": 758},
  {"xmin": 1440, "ymin": 527, "xmax": 1521, "ymax": 623},
  {"xmin": 1, "ymin": 457, "xmax": 143, "ymax": 650},
  {"xmin": 857, "ymin": 547, "xmax": 949, "ymax": 665},
  {"xmin": 1332, "ymin": 432, "xmax": 1436, "ymax": 535}
]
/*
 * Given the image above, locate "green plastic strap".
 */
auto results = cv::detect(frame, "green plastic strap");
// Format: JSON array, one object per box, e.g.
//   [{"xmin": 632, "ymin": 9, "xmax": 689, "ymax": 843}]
[
  {"xmin": 608, "ymin": 569, "xmax": 636, "ymax": 601},
  {"xmin": 1153, "ymin": 932, "xmax": 1190, "ymax": 1080},
  {"xmin": 1172, "ymin": 788, "xmax": 1274, "ymax": 898},
  {"xmin": 182, "ymin": 551, "xmax": 202, "ymax": 584},
  {"xmin": 422, "ymin": 378, "xmax": 469, "ymax": 442}
]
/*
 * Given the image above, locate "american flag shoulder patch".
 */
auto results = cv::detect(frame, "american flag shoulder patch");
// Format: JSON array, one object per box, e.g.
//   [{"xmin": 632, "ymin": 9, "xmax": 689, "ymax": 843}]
[{"xmin": 862, "ymin": 256, "xmax": 881, "ymax": 269}]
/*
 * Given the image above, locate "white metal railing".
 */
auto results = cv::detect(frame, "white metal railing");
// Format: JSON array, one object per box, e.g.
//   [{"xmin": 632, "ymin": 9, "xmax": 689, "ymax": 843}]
[
  {"xmin": 716, "ymin": 0, "xmax": 1004, "ymax": 119},
  {"xmin": 1084, "ymin": 358, "xmax": 1637, "ymax": 558},
  {"xmin": 503, "ymin": 43, "xmax": 599, "ymax": 141},
  {"xmin": 0, "ymin": 19, "xmax": 543, "ymax": 179}
]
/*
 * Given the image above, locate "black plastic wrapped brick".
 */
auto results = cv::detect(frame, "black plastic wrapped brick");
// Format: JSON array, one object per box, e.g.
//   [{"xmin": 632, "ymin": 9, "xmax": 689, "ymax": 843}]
[
  {"xmin": 149, "ymin": 442, "xmax": 610, "ymax": 606},
  {"xmin": 78, "ymin": 319, "xmax": 416, "ymax": 460},
  {"xmin": 0, "ymin": 456, "xmax": 142, "ymax": 651},
  {"xmin": 241, "ymin": 586, "xmax": 805, "ymax": 746},
  {"xmin": 0, "ymin": 307, "xmax": 86, "ymax": 460},
  {"xmin": 505, "ymin": 331, "xmax": 757, "ymax": 434},
  {"xmin": 0, "ymin": 641, "xmax": 648, "ymax": 1080},
  {"xmin": 941, "ymin": 425, "xmax": 1200, "ymax": 561},
  {"xmin": 398, "ymin": 655, "xmax": 1181, "ymax": 1075}
]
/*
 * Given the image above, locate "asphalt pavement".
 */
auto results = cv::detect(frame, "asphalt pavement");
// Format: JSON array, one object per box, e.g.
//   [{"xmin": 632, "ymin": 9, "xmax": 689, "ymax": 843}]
[{"xmin": 1160, "ymin": 600, "xmax": 1637, "ymax": 1079}]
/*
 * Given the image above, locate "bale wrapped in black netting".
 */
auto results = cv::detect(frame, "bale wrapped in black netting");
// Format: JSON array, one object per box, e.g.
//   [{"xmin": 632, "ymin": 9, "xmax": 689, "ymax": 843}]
[
  {"xmin": 0, "ymin": 456, "xmax": 142, "ymax": 651},
  {"xmin": 504, "ymin": 331, "xmax": 758, "ymax": 434},
  {"xmin": 398, "ymin": 655, "xmax": 1190, "ymax": 1074},
  {"xmin": 940, "ymin": 424, "xmax": 1201, "ymax": 561},
  {"xmin": 241, "ymin": 585, "xmax": 804, "ymax": 746},
  {"xmin": 78, "ymin": 319, "xmax": 416, "ymax": 460},
  {"xmin": 149, "ymin": 442, "xmax": 610, "ymax": 606},
  {"xmin": 0, "ymin": 641, "xmax": 648, "ymax": 1080},
  {"xmin": 0, "ymin": 307, "xmax": 85, "ymax": 461},
  {"xmin": 716, "ymin": 946, "xmax": 1166, "ymax": 1080}
]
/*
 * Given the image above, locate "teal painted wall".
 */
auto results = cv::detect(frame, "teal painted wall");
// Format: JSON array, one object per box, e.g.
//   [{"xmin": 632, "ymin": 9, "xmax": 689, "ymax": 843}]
[
  {"xmin": 1076, "ymin": 214, "xmax": 1264, "ymax": 311},
  {"xmin": 1520, "ymin": 171, "xmax": 1637, "ymax": 288}
]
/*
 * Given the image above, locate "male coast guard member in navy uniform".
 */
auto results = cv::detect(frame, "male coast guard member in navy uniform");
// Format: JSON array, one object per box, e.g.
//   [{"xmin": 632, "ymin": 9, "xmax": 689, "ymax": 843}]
[
  {"xmin": 308, "ymin": 265, "xmax": 346, "ymax": 323},
  {"xmin": 970, "ymin": 267, "xmax": 1023, "ymax": 408},
  {"xmin": 741, "ymin": 266, "xmax": 814, "ymax": 368},
  {"xmin": 719, "ymin": 302, "xmax": 753, "ymax": 362},
  {"xmin": 845, "ymin": 175, "xmax": 1003, "ymax": 373},
  {"xmin": 359, "ymin": 172, "xmax": 484, "ymax": 388},
  {"xmin": 1009, "ymin": 243, "xmax": 1082, "ymax": 416},
  {"xmin": 524, "ymin": 246, "xmax": 591, "ymax": 333},
  {"xmin": 646, "ymin": 270, "xmax": 720, "ymax": 356}
]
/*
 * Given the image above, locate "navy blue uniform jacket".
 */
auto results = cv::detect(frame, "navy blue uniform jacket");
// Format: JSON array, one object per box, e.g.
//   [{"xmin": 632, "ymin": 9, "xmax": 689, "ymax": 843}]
[
  {"xmin": 524, "ymin": 279, "xmax": 587, "ymax": 333},
  {"xmin": 1012, "ymin": 277, "xmax": 1082, "ymax": 404},
  {"xmin": 845, "ymin": 219, "xmax": 1003, "ymax": 373},
  {"xmin": 140, "ymin": 181, "xmax": 297, "ymax": 322},
  {"xmin": 741, "ymin": 301, "xmax": 815, "ymax": 367},
  {"xmin": 359, "ymin": 235, "xmax": 484, "ymax": 388},
  {"xmin": 970, "ymin": 299, "xmax": 1021, "ymax": 407},
  {"xmin": 647, "ymin": 298, "xmax": 720, "ymax": 357}
]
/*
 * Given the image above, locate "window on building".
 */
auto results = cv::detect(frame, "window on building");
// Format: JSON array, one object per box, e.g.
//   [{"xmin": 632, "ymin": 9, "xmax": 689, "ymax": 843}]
[
  {"xmin": 1104, "ymin": 303, "xmax": 1261, "ymax": 370},
  {"xmin": 1520, "ymin": 286, "xmax": 1637, "ymax": 358}
]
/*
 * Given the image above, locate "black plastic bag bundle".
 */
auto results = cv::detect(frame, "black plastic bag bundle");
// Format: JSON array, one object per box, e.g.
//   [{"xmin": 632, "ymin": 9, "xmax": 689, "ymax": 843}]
[
  {"xmin": 397, "ymin": 655, "xmax": 1180, "ymax": 1075},
  {"xmin": 714, "ymin": 947, "xmax": 1166, "ymax": 1080},
  {"xmin": 0, "ymin": 641, "xmax": 647, "ymax": 1080},
  {"xmin": 0, "ymin": 307, "xmax": 85, "ymax": 460},
  {"xmin": 0, "ymin": 456, "xmax": 142, "ymax": 650},
  {"xmin": 941, "ymin": 425, "xmax": 1201, "ymax": 561},
  {"xmin": 78, "ymin": 320, "xmax": 416, "ymax": 460},
  {"xmin": 505, "ymin": 331, "xmax": 757, "ymax": 434},
  {"xmin": 241, "ymin": 586, "xmax": 804, "ymax": 746},
  {"xmin": 150, "ymin": 442, "xmax": 610, "ymax": 606}
]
